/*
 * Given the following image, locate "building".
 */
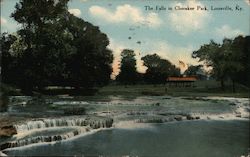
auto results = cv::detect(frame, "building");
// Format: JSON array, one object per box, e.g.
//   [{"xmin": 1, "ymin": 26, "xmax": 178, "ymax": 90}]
[{"xmin": 166, "ymin": 76, "xmax": 197, "ymax": 87}]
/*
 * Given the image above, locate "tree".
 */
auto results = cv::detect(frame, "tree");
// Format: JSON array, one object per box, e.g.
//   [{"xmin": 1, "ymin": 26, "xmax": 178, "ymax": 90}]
[
  {"xmin": 192, "ymin": 40, "xmax": 227, "ymax": 89},
  {"xmin": 229, "ymin": 36, "xmax": 250, "ymax": 89},
  {"xmin": 9, "ymin": 0, "xmax": 71, "ymax": 92},
  {"xmin": 1, "ymin": 0, "xmax": 113, "ymax": 94},
  {"xmin": 184, "ymin": 65, "xmax": 206, "ymax": 80},
  {"xmin": 192, "ymin": 36, "xmax": 250, "ymax": 92},
  {"xmin": 116, "ymin": 49, "xmax": 138, "ymax": 85},
  {"xmin": 1, "ymin": 33, "xmax": 18, "ymax": 85},
  {"xmin": 141, "ymin": 54, "xmax": 180, "ymax": 84},
  {"xmin": 64, "ymin": 14, "xmax": 113, "ymax": 89}
]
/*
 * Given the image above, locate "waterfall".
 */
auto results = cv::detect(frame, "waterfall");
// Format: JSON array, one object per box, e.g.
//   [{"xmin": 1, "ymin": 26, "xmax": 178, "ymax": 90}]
[
  {"xmin": 0, "ymin": 127, "xmax": 88, "ymax": 150},
  {"xmin": 1, "ymin": 116, "xmax": 113, "ymax": 150},
  {"xmin": 14, "ymin": 118, "xmax": 88, "ymax": 133},
  {"xmin": 14, "ymin": 116, "xmax": 113, "ymax": 133}
]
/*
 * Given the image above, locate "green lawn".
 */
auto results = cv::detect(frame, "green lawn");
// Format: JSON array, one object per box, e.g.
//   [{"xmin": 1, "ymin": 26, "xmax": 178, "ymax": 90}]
[
  {"xmin": 1, "ymin": 80, "xmax": 249, "ymax": 98},
  {"xmin": 97, "ymin": 80, "xmax": 250, "ymax": 98}
]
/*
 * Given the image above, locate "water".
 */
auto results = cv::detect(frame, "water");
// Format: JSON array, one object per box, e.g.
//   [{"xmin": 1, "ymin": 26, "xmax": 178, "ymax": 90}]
[
  {"xmin": 5, "ymin": 95, "xmax": 239, "ymax": 118},
  {"xmin": 4, "ymin": 120, "xmax": 249, "ymax": 157},
  {"xmin": 1, "ymin": 96, "xmax": 249, "ymax": 156},
  {"xmin": 0, "ymin": 116, "xmax": 113, "ymax": 150}
]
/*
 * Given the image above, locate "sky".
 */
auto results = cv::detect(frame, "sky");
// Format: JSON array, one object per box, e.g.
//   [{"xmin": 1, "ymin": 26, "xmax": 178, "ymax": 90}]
[{"xmin": 1, "ymin": 0, "xmax": 250, "ymax": 78}]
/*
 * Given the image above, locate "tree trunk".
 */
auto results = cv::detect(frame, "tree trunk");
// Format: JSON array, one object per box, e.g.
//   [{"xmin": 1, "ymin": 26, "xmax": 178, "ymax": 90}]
[
  {"xmin": 220, "ymin": 79, "xmax": 225, "ymax": 91},
  {"xmin": 232, "ymin": 80, "xmax": 236, "ymax": 93}
]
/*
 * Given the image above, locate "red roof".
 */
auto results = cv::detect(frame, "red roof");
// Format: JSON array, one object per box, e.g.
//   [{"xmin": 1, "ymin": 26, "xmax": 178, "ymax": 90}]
[{"xmin": 167, "ymin": 76, "xmax": 197, "ymax": 81}]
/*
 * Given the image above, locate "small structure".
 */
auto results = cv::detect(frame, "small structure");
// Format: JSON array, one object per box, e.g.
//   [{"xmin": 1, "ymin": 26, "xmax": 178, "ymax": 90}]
[{"xmin": 166, "ymin": 76, "xmax": 197, "ymax": 87}]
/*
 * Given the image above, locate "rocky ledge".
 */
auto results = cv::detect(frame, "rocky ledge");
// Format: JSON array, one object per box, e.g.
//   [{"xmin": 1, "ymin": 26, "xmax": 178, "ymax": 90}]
[
  {"xmin": 0, "ymin": 116, "xmax": 113, "ymax": 151},
  {"xmin": 0, "ymin": 126, "xmax": 17, "ymax": 137}
]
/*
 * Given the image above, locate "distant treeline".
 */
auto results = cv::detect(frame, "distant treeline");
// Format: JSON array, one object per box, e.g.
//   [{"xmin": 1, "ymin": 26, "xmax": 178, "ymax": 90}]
[
  {"xmin": 116, "ymin": 50, "xmax": 181, "ymax": 85},
  {"xmin": 114, "ymin": 34, "xmax": 250, "ymax": 92}
]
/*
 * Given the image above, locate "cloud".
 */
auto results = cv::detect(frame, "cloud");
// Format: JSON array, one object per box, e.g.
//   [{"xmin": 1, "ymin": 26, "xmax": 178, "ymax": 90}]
[
  {"xmin": 89, "ymin": 4, "xmax": 162, "ymax": 28},
  {"xmin": 168, "ymin": 0, "xmax": 210, "ymax": 35},
  {"xmin": 1, "ymin": 16, "xmax": 22, "ymax": 33},
  {"xmin": 68, "ymin": 9, "xmax": 81, "ymax": 17},
  {"xmin": 108, "ymin": 38, "xmax": 147, "ymax": 79},
  {"xmin": 245, "ymin": 0, "xmax": 250, "ymax": 5},
  {"xmin": 1, "ymin": 17, "xmax": 7, "ymax": 24},
  {"xmin": 215, "ymin": 25, "xmax": 244, "ymax": 38},
  {"xmin": 108, "ymin": 38, "xmax": 200, "ymax": 78},
  {"xmin": 108, "ymin": 39, "xmax": 125, "ymax": 79},
  {"xmin": 141, "ymin": 40, "xmax": 199, "ymax": 73}
]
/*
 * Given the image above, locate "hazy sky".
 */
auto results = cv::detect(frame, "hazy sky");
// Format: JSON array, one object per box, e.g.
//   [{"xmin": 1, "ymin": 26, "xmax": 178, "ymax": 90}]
[{"xmin": 1, "ymin": 0, "xmax": 249, "ymax": 78}]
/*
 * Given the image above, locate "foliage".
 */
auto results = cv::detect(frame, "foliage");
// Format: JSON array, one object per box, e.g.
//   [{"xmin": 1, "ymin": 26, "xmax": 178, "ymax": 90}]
[
  {"xmin": 116, "ymin": 49, "xmax": 138, "ymax": 84},
  {"xmin": 1, "ymin": 0, "xmax": 113, "ymax": 94},
  {"xmin": 141, "ymin": 54, "xmax": 180, "ymax": 84},
  {"xmin": 63, "ymin": 14, "xmax": 113, "ymax": 88},
  {"xmin": 192, "ymin": 35, "xmax": 250, "ymax": 91},
  {"xmin": 184, "ymin": 65, "xmax": 207, "ymax": 80},
  {"xmin": 184, "ymin": 65, "xmax": 203, "ymax": 76}
]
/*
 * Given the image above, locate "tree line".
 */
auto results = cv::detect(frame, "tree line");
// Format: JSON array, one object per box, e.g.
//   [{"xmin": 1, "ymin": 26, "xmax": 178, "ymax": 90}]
[
  {"xmin": 115, "ymin": 35, "xmax": 250, "ymax": 91},
  {"xmin": 116, "ymin": 49, "xmax": 180, "ymax": 85}
]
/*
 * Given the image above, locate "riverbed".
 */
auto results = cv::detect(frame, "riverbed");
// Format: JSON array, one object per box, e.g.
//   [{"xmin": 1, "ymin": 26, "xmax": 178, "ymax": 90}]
[{"xmin": 0, "ymin": 95, "xmax": 249, "ymax": 156}]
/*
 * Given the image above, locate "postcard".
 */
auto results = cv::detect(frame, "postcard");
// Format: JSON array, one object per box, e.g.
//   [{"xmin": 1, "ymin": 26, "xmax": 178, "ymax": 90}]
[{"xmin": 0, "ymin": 0, "xmax": 249, "ymax": 156}]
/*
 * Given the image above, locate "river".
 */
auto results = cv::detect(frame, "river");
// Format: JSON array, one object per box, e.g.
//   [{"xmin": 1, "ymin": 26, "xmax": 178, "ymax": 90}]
[{"xmin": 0, "ymin": 96, "xmax": 249, "ymax": 156}]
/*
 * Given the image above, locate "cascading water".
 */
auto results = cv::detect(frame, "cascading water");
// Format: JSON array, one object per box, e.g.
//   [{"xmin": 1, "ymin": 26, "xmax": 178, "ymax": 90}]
[
  {"xmin": 1, "ymin": 116, "xmax": 113, "ymax": 150},
  {"xmin": 14, "ymin": 118, "xmax": 87, "ymax": 133}
]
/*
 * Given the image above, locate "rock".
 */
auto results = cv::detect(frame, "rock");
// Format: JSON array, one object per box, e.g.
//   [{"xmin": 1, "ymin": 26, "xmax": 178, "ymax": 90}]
[
  {"xmin": 151, "ymin": 103, "xmax": 160, "ymax": 106},
  {"xmin": 195, "ymin": 116, "xmax": 200, "ymax": 119},
  {"xmin": 186, "ymin": 115, "xmax": 194, "ymax": 120},
  {"xmin": 236, "ymin": 114, "xmax": 241, "ymax": 117},
  {"xmin": 0, "ymin": 126, "xmax": 17, "ymax": 137},
  {"xmin": 162, "ymin": 97, "xmax": 171, "ymax": 99},
  {"xmin": 63, "ymin": 107, "xmax": 86, "ymax": 115},
  {"xmin": 229, "ymin": 102, "xmax": 236, "ymax": 106},
  {"xmin": 155, "ymin": 103, "xmax": 160, "ymax": 106},
  {"xmin": 245, "ymin": 108, "xmax": 250, "ymax": 112},
  {"xmin": 174, "ymin": 116, "xmax": 182, "ymax": 121},
  {"xmin": 0, "ymin": 142, "xmax": 11, "ymax": 151}
]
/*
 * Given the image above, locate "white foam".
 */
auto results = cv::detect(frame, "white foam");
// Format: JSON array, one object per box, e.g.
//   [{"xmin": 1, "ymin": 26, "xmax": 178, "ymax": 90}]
[
  {"xmin": 52, "ymin": 101, "xmax": 89, "ymax": 105},
  {"xmin": 0, "ymin": 151, "xmax": 7, "ymax": 156},
  {"xmin": 114, "ymin": 120, "xmax": 154, "ymax": 129}
]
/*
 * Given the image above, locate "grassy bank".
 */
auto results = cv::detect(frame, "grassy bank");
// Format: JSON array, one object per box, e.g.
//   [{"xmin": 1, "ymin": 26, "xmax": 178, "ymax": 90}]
[
  {"xmin": 97, "ymin": 80, "xmax": 250, "ymax": 98},
  {"xmin": 1, "ymin": 80, "xmax": 249, "ymax": 98}
]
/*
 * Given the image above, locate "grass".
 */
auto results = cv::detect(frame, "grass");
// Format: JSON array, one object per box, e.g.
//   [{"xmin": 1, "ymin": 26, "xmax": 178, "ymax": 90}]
[
  {"xmin": 1, "ymin": 80, "xmax": 249, "ymax": 98},
  {"xmin": 97, "ymin": 80, "xmax": 250, "ymax": 98}
]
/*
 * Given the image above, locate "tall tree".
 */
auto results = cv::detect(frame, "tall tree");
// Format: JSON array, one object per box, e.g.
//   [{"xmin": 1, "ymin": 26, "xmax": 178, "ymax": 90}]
[
  {"xmin": 230, "ymin": 36, "xmax": 250, "ymax": 89},
  {"xmin": 192, "ymin": 36, "xmax": 250, "ymax": 91},
  {"xmin": 64, "ymin": 14, "xmax": 113, "ymax": 88},
  {"xmin": 10, "ymin": 0, "xmax": 70, "ymax": 92},
  {"xmin": 116, "ymin": 49, "xmax": 138, "ymax": 85},
  {"xmin": 142, "ymin": 54, "xmax": 180, "ymax": 84},
  {"xmin": 1, "ymin": 0, "xmax": 113, "ymax": 94},
  {"xmin": 1, "ymin": 33, "xmax": 19, "ymax": 85},
  {"xmin": 192, "ymin": 40, "xmax": 227, "ymax": 89}
]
